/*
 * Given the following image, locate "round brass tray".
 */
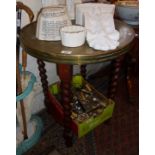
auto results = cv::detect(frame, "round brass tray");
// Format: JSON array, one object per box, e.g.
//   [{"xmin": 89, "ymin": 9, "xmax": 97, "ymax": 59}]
[{"xmin": 20, "ymin": 20, "xmax": 135, "ymax": 65}]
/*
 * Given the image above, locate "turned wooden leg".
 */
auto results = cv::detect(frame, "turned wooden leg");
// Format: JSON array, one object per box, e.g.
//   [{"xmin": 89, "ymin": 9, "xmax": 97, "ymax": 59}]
[
  {"xmin": 126, "ymin": 32, "xmax": 139, "ymax": 104},
  {"xmin": 37, "ymin": 59, "xmax": 51, "ymax": 112},
  {"xmin": 80, "ymin": 65, "xmax": 87, "ymax": 79},
  {"xmin": 57, "ymin": 64, "xmax": 73, "ymax": 147},
  {"xmin": 126, "ymin": 56, "xmax": 139, "ymax": 104},
  {"xmin": 108, "ymin": 55, "xmax": 124, "ymax": 99},
  {"xmin": 127, "ymin": 63, "xmax": 134, "ymax": 103}
]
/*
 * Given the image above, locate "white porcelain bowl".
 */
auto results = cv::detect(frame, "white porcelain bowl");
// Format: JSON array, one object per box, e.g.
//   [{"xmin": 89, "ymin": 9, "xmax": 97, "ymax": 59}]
[
  {"xmin": 115, "ymin": 1, "xmax": 139, "ymax": 25},
  {"xmin": 60, "ymin": 25, "xmax": 86, "ymax": 47}
]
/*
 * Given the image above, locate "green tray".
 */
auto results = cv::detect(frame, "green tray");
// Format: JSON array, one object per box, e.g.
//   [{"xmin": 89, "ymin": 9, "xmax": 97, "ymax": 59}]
[{"xmin": 49, "ymin": 75, "xmax": 115, "ymax": 138}]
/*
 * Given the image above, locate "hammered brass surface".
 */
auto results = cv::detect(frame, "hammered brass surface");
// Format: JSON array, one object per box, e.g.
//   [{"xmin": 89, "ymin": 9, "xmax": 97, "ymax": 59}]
[{"xmin": 20, "ymin": 20, "xmax": 135, "ymax": 65}]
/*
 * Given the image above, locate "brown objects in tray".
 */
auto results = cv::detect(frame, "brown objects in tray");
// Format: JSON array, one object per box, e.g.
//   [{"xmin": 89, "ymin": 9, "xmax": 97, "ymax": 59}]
[{"xmin": 71, "ymin": 82, "xmax": 108, "ymax": 123}]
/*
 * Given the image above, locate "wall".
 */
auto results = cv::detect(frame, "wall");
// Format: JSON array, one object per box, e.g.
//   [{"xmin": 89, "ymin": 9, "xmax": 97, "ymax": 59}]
[{"xmin": 17, "ymin": 0, "xmax": 107, "ymax": 114}]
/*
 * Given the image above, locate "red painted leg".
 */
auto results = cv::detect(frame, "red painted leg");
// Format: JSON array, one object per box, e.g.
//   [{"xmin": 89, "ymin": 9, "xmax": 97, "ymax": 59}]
[{"xmin": 57, "ymin": 64, "xmax": 73, "ymax": 147}]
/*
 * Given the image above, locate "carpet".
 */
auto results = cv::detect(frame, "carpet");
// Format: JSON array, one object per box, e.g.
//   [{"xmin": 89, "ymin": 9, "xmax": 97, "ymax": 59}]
[
  {"xmin": 23, "ymin": 110, "xmax": 95, "ymax": 155},
  {"xmin": 24, "ymin": 74, "xmax": 139, "ymax": 155},
  {"xmin": 93, "ymin": 77, "xmax": 139, "ymax": 155}
]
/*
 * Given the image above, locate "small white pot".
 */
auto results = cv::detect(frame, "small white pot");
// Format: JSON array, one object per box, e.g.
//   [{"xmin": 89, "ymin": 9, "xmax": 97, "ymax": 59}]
[{"xmin": 60, "ymin": 25, "xmax": 86, "ymax": 47}]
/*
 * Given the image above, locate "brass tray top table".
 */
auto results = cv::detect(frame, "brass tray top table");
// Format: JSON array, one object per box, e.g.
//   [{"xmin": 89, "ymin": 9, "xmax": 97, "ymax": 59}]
[{"xmin": 20, "ymin": 19, "xmax": 135, "ymax": 146}]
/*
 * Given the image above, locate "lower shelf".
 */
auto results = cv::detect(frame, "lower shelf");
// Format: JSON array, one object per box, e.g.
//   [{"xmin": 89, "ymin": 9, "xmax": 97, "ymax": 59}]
[{"xmin": 48, "ymin": 75, "xmax": 115, "ymax": 138}]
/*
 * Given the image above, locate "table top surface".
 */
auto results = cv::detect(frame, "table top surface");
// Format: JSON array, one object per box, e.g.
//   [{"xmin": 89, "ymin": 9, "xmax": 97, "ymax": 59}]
[{"xmin": 20, "ymin": 20, "xmax": 135, "ymax": 65}]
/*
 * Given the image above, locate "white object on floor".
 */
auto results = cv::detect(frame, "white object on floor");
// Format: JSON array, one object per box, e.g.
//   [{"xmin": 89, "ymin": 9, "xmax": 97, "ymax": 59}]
[{"xmin": 79, "ymin": 3, "xmax": 120, "ymax": 51}]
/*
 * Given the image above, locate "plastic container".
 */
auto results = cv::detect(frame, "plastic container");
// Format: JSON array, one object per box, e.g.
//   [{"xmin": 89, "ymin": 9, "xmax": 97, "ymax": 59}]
[
  {"xmin": 16, "ymin": 68, "xmax": 43, "ymax": 155},
  {"xmin": 16, "ymin": 115, "xmax": 43, "ymax": 155}
]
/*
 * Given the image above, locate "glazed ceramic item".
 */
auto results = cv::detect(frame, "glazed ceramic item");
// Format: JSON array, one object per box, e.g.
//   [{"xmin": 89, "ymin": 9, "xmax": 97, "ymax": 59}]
[
  {"xmin": 75, "ymin": 3, "xmax": 115, "ymax": 26},
  {"xmin": 85, "ymin": 13, "xmax": 120, "ymax": 50},
  {"xmin": 115, "ymin": 1, "xmax": 139, "ymax": 25},
  {"xmin": 36, "ymin": 6, "xmax": 71, "ymax": 41},
  {"xmin": 83, "ymin": 4, "xmax": 120, "ymax": 50},
  {"xmin": 60, "ymin": 25, "xmax": 86, "ymax": 47},
  {"xmin": 66, "ymin": 0, "xmax": 82, "ymax": 20}
]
